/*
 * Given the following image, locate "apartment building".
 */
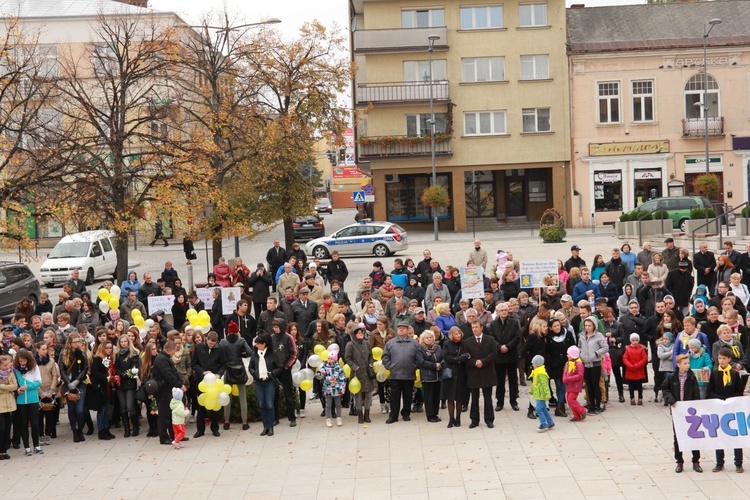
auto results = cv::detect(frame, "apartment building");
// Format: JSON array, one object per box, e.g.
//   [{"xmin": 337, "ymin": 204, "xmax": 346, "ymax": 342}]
[
  {"xmin": 350, "ymin": 0, "xmax": 571, "ymax": 232},
  {"xmin": 567, "ymin": 1, "xmax": 750, "ymax": 227}
]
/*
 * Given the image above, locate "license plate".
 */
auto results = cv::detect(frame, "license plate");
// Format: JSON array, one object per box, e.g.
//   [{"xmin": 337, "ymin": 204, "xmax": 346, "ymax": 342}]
[{"xmin": 52, "ymin": 277, "xmax": 67, "ymax": 282}]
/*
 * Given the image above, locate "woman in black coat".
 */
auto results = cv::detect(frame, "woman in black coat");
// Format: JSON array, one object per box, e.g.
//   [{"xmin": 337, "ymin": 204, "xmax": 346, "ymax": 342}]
[
  {"xmin": 89, "ymin": 341, "xmax": 116, "ymax": 441},
  {"xmin": 440, "ymin": 326, "xmax": 470, "ymax": 428},
  {"xmin": 546, "ymin": 318, "xmax": 577, "ymax": 417},
  {"xmin": 248, "ymin": 334, "xmax": 283, "ymax": 436},
  {"xmin": 114, "ymin": 335, "xmax": 141, "ymax": 437},
  {"xmin": 171, "ymin": 293, "xmax": 190, "ymax": 332},
  {"xmin": 404, "ymin": 276, "xmax": 425, "ymax": 307}
]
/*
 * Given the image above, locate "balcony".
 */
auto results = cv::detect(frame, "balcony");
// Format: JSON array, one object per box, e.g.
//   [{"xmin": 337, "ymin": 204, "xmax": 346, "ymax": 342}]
[
  {"xmin": 358, "ymin": 135, "xmax": 452, "ymax": 158},
  {"xmin": 356, "ymin": 81, "xmax": 450, "ymax": 107},
  {"xmin": 682, "ymin": 117, "xmax": 724, "ymax": 137},
  {"xmin": 353, "ymin": 27, "xmax": 448, "ymax": 54}
]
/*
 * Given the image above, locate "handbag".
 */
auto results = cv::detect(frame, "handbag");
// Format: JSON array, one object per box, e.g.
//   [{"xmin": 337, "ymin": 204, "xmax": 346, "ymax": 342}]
[
  {"xmin": 366, "ymin": 364, "xmax": 377, "ymax": 380},
  {"xmin": 135, "ymin": 385, "xmax": 148, "ymax": 403},
  {"xmin": 66, "ymin": 388, "xmax": 81, "ymax": 402},
  {"xmin": 440, "ymin": 366, "xmax": 453, "ymax": 380},
  {"xmin": 189, "ymin": 251, "xmax": 198, "ymax": 260},
  {"xmin": 225, "ymin": 363, "xmax": 249, "ymax": 385},
  {"xmin": 40, "ymin": 397, "xmax": 55, "ymax": 411}
]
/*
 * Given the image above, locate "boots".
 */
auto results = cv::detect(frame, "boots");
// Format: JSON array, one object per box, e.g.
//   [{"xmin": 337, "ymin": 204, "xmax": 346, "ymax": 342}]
[
  {"xmin": 558, "ymin": 403, "xmax": 568, "ymax": 418},
  {"xmin": 73, "ymin": 430, "xmax": 81, "ymax": 443},
  {"xmin": 122, "ymin": 416, "xmax": 131, "ymax": 438},
  {"xmin": 131, "ymin": 415, "xmax": 140, "ymax": 437},
  {"xmin": 554, "ymin": 405, "xmax": 563, "ymax": 417},
  {"xmin": 147, "ymin": 420, "xmax": 158, "ymax": 437},
  {"xmin": 358, "ymin": 411, "xmax": 364, "ymax": 424},
  {"xmin": 98, "ymin": 430, "xmax": 109, "ymax": 441},
  {"xmin": 527, "ymin": 403, "xmax": 537, "ymax": 419},
  {"xmin": 364, "ymin": 410, "xmax": 371, "ymax": 423},
  {"xmin": 454, "ymin": 413, "xmax": 461, "ymax": 427}
]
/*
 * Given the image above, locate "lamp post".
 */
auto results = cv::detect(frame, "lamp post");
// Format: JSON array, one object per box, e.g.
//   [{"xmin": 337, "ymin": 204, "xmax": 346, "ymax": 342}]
[
  {"xmin": 427, "ymin": 34, "xmax": 440, "ymax": 241},
  {"xmin": 702, "ymin": 18, "xmax": 721, "ymax": 175}
]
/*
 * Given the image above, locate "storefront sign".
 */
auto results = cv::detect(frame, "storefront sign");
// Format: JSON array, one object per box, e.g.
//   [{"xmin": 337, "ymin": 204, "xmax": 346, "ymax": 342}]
[
  {"xmin": 673, "ymin": 397, "xmax": 750, "ymax": 452},
  {"xmin": 332, "ymin": 166, "xmax": 367, "ymax": 179},
  {"xmin": 589, "ymin": 140, "xmax": 670, "ymax": 157},
  {"xmin": 634, "ymin": 170, "xmax": 662, "ymax": 180},
  {"xmin": 685, "ymin": 156, "xmax": 721, "ymax": 165},
  {"xmin": 594, "ymin": 172, "xmax": 621, "ymax": 183}
]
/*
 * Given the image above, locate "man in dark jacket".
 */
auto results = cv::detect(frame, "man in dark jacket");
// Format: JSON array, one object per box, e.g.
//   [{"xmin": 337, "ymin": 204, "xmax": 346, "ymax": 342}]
[
  {"xmin": 490, "ymin": 303, "xmax": 520, "ymax": 412},
  {"xmin": 415, "ymin": 250, "xmax": 433, "ymax": 286},
  {"xmin": 191, "ymin": 332, "xmax": 226, "ymax": 438},
  {"xmin": 227, "ymin": 299, "xmax": 256, "ymax": 342},
  {"xmin": 620, "ymin": 300, "xmax": 646, "ymax": 342},
  {"xmin": 665, "ymin": 262, "xmax": 695, "ymax": 314},
  {"xmin": 693, "ymin": 242, "xmax": 717, "ymax": 289},
  {"xmin": 292, "ymin": 288, "xmax": 318, "ymax": 337},
  {"xmin": 382, "ymin": 321, "xmax": 420, "ymax": 424},
  {"xmin": 209, "ymin": 288, "xmax": 225, "ymax": 338},
  {"xmin": 604, "ymin": 248, "xmax": 629, "ymax": 289},
  {"xmin": 137, "ymin": 273, "xmax": 162, "ymax": 314},
  {"xmin": 152, "ymin": 341, "xmax": 187, "ymax": 445},
  {"xmin": 257, "ymin": 297, "xmax": 287, "ymax": 335},
  {"xmin": 67, "ymin": 269, "xmax": 87, "ymax": 295},
  {"xmin": 247, "ymin": 263, "xmax": 273, "ymax": 318},
  {"xmin": 738, "ymin": 242, "xmax": 750, "ymax": 288},
  {"xmin": 463, "ymin": 321, "xmax": 498, "ymax": 428},
  {"xmin": 662, "ymin": 238, "xmax": 680, "ymax": 270},
  {"xmin": 266, "ymin": 240, "xmax": 288, "ymax": 291},
  {"xmin": 271, "ymin": 319, "xmax": 298, "ymax": 427},
  {"xmin": 326, "ymin": 251, "xmax": 349, "ymax": 289},
  {"xmin": 642, "ymin": 300, "xmax": 667, "ymax": 379},
  {"xmin": 723, "ymin": 241, "xmax": 742, "ymax": 267},
  {"xmin": 637, "ymin": 277, "xmax": 671, "ymax": 318},
  {"xmin": 564, "ymin": 245, "xmax": 586, "ymax": 272}
]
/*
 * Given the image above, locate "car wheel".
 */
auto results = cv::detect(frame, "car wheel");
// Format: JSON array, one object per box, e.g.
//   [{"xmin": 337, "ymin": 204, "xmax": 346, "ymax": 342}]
[
  {"xmin": 679, "ymin": 219, "xmax": 688, "ymax": 233},
  {"xmin": 312, "ymin": 246, "xmax": 330, "ymax": 259},
  {"xmin": 373, "ymin": 244, "xmax": 390, "ymax": 257},
  {"xmin": 85, "ymin": 267, "xmax": 95, "ymax": 285}
]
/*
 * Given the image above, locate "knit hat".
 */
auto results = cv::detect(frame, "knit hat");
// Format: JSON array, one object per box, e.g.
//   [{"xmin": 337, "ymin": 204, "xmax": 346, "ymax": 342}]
[
  {"xmin": 328, "ymin": 351, "xmax": 338, "ymax": 362},
  {"xmin": 688, "ymin": 338, "xmax": 703, "ymax": 350},
  {"xmin": 172, "ymin": 387, "xmax": 183, "ymax": 400},
  {"xmin": 226, "ymin": 320, "xmax": 239, "ymax": 334},
  {"xmin": 531, "ymin": 354, "xmax": 545, "ymax": 367},
  {"xmin": 567, "ymin": 346, "xmax": 580, "ymax": 358},
  {"xmin": 630, "ymin": 333, "xmax": 640, "ymax": 342},
  {"xmin": 664, "ymin": 332, "xmax": 674, "ymax": 342}
]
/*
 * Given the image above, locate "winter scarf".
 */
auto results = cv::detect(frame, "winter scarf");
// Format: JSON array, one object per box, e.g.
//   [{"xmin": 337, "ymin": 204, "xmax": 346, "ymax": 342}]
[
  {"xmin": 719, "ymin": 364, "xmax": 732, "ymax": 386},
  {"xmin": 421, "ymin": 342, "xmax": 438, "ymax": 357},
  {"xmin": 567, "ymin": 358, "xmax": 581, "ymax": 373}
]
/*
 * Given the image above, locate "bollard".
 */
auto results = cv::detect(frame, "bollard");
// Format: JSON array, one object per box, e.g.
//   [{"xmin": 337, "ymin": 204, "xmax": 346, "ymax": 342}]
[
  {"xmin": 591, "ymin": 213, "xmax": 595, "ymax": 234},
  {"xmin": 187, "ymin": 263, "xmax": 194, "ymax": 292}
]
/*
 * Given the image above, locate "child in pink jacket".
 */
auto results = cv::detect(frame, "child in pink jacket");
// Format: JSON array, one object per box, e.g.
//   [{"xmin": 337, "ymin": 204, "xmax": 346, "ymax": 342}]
[{"xmin": 563, "ymin": 346, "xmax": 586, "ymax": 421}]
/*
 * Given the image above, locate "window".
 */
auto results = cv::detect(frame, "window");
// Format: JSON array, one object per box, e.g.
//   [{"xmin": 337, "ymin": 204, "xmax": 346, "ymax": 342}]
[
  {"xmin": 406, "ymin": 113, "xmax": 448, "ymax": 137},
  {"xmin": 520, "ymin": 55, "xmax": 549, "ymax": 80},
  {"xmin": 598, "ymin": 82, "xmax": 620, "ymax": 123},
  {"xmin": 460, "ymin": 6, "xmax": 503, "ymax": 29},
  {"xmin": 92, "ymin": 44, "xmax": 117, "ymax": 77},
  {"xmin": 25, "ymin": 108, "xmax": 61, "ymax": 149},
  {"xmin": 522, "ymin": 108, "xmax": 551, "ymax": 133},
  {"xmin": 594, "ymin": 171, "xmax": 623, "ymax": 212},
  {"xmin": 464, "ymin": 111, "xmax": 506, "ymax": 135},
  {"xmin": 519, "ymin": 3, "xmax": 548, "ymax": 27},
  {"xmin": 151, "ymin": 120, "xmax": 168, "ymax": 140},
  {"xmin": 101, "ymin": 238, "xmax": 113, "ymax": 253},
  {"xmin": 90, "ymin": 241, "xmax": 103, "ymax": 258},
  {"xmin": 36, "ymin": 45, "xmax": 58, "ymax": 79},
  {"xmin": 403, "ymin": 60, "xmax": 447, "ymax": 82},
  {"xmin": 632, "ymin": 80, "xmax": 654, "ymax": 122},
  {"xmin": 402, "ymin": 9, "xmax": 444, "ymax": 28},
  {"xmin": 684, "ymin": 74, "xmax": 719, "ymax": 119},
  {"xmin": 462, "ymin": 57, "xmax": 505, "ymax": 82},
  {"xmin": 386, "ymin": 174, "xmax": 452, "ymax": 221}
]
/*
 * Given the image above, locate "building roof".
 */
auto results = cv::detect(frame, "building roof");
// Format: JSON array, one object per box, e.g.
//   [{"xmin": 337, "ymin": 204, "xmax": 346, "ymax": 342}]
[
  {"xmin": 567, "ymin": 0, "xmax": 750, "ymax": 53},
  {"xmin": 0, "ymin": 0, "xmax": 166, "ymax": 19}
]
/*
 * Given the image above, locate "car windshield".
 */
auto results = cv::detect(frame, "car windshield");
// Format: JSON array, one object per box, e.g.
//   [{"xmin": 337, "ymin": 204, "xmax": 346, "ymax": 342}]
[
  {"xmin": 316, "ymin": 198, "xmax": 329, "ymax": 204},
  {"xmin": 48, "ymin": 242, "xmax": 90, "ymax": 259}
]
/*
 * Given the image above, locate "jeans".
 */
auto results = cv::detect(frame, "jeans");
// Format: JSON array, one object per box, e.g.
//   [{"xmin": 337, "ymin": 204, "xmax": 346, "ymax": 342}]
[
  {"xmin": 535, "ymin": 399, "xmax": 554, "ymax": 428},
  {"xmin": 297, "ymin": 387, "xmax": 307, "ymax": 410},
  {"xmin": 117, "ymin": 388, "xmax": 137, "ymax": 419},
  {"xmin": 553, "ymin": 378, "xmax": 566, "ymax": 405},
  {"xmin": 255, "ymin": 379, "xmax": 276, "ymax": 430},
  {"xmin": 96, "ymin": 397, "xmax": 110, "ymax": 431},
  {"xmin": 716, "ymin": 448, "xmax": 743, "ymax": 467},
  {"xmin": 224, "ymin": 384, "xmax": 248, "ymax": 424},
  {"xmin": 68, "ymin": 386, "xmax": 86, "ymax": 431},
  {"xmin": 376, "ymin": 380, "xmax": 390, "ymax": 404},
  {"xmin": 325, "ymin": 395, "xmax": 342, "ymax": 419},
  {"xmin": 353, "ymin": 390, "xmax": 373, "ymax": 412},
  {"xmin": 628, "ymin": 381, "xmax": 643, "ymax": 399}
]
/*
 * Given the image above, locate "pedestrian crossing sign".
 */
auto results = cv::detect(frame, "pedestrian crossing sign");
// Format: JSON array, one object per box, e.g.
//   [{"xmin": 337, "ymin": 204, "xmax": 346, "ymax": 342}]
[{"xmin": 352, "ymin": 191, "xmax": 366, "ymax": 203}]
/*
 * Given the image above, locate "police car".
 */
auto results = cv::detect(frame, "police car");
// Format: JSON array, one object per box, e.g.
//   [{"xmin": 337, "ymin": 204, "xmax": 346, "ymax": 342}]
[{"xmin": 305, "ymin": 220, "xmax": 408, "ymax": 259}]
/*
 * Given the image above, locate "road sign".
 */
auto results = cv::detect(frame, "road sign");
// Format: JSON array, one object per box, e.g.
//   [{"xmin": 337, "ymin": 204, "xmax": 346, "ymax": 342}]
[
  {"xmin": 365, "ymin": 195, "xmax": 375, "ymax": 202},
  {"xmin": 363, "ymin": 184, "xmax": 375, "ymax": 195},
  {"xmin": 352, "ymin": 191, "xmax": 366, "ymax": 203}
]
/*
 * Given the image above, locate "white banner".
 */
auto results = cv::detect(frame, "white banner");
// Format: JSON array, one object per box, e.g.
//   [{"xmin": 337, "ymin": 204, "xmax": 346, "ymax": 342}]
[
  {"xmin": 519, "ymin": 261, "xmax": 558, "ymax": 289},
  {"xmin": 196, "ymin": 287, "xmax": 218, "ymax": 309},
  {"xmin": 673, "ymin": 397, "xmax": 750, "ymax": 452},
  {"xmin": 460, "ymin": 266, "xmax": 485, "ymax": 300},
  {"xmin": 222, "ymin": 287, "xmax": 242, "ymax": 316},
  {"xmin": 147, "ymin": 295, "xmax": 174, "ymax": 314}
]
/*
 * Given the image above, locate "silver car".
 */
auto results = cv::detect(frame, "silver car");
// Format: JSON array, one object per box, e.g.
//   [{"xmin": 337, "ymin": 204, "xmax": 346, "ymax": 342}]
[
  {"xmin": 315, "ymin": 197, "xmax": 333, "ymax": 214},
  {"xmin": 305, "ymin": 221, "xmax": 408, "ymax": 259}
]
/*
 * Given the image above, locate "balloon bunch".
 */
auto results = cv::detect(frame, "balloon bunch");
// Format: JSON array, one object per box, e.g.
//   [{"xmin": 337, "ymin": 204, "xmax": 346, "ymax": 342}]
[
  {"xmin": 197, "ymin": 373, "xmax": 232, "ymax": 411},
  {"xmin": 186, "ymin": 309, "xmax": 212, "ymax": 334},
  {"xmin": 371, "ymin": 347, "xmax": 390, "ymax": 383},
  {"xmin": 291, "ymin": 358, "xmax": 315, "ymax": 391},
  {"xmin": 130, "ymin": 309, "xmax": 154, "ymax": 338},
  {"xmin": 97, "ymin": 285, "xmax": 121, "ymax": 314}
]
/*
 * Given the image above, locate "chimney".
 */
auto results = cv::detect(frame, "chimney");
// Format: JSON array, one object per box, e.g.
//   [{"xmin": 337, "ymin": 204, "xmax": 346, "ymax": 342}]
[
  {"xmin": 113, "ymin": 0, "xmax": 148, "ymax": 7},
  {"xmin": 570, "ymin": 4, "xmax": 585, "ymax": 8}
]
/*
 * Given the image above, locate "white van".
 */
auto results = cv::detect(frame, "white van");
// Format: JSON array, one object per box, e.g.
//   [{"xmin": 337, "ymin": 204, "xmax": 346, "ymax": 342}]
[{"xmin": 40, "ymin": 230, "xmax": 117, "ymax": 286}]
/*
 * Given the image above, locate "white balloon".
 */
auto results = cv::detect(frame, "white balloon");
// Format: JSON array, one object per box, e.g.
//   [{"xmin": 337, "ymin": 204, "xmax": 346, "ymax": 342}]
[
  {"xmin": 139, "ymin": 328, "xmax": 148, "ymax": 339},
  {"xmin": 307, "ymin": 354, "xmax": 323, "ymax": 368},
  {"xmin": 203, "ymin": 373, "xmax": 217, "ymax": 386},
  {"xmin": 292, "ymin": 371, "xmax": 304, "ymax": 387},
  {"xmin": 218, "ymin": 392, "xmax": 230, "ymax": 406},
  {"xmin": 109, "ymin": 285, "xmax": 121, "ymax": 299},
  {"xmin": 328, "ymin": 343, "xmax": 340, "ymax": 353},
  {"xmin": 98, "ymin": 301, "xmax": 110, "ymax": 314},
  {"xmin": 300, "ymin": 368, "xmax": 314, "ymax": 381},
  {"xmin": 291, "ymin": 360, "xmax": 301, "ymax": 373},
  {"xmin": 145, "ymin": 319, "xmax": 155, "ymax": 328}
]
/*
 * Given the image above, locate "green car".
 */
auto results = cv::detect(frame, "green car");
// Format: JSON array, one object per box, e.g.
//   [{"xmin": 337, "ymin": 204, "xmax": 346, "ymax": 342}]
[{"xmin": 627, "ymin": 196, "xmax": 712, "ymax": 232}]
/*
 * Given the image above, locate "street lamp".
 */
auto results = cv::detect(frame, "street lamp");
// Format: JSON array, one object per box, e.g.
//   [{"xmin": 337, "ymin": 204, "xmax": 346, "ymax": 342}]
[
  {"xmin": 427, "ymin": 34, "xmax": 440, "ymax": 241},
  {"xmin": 702, "ymin": 18, "xmax": 721, "ymax": 175}
]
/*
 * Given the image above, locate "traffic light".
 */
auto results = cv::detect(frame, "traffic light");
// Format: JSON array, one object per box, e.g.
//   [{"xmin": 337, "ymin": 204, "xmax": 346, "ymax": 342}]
[
  {"xmin": 326, "ymin": 150, "xmax": 336, "ymax": 165},
  {"xmin": 339, "ymin": 148, "xmax": 346, "ymax": 163}
]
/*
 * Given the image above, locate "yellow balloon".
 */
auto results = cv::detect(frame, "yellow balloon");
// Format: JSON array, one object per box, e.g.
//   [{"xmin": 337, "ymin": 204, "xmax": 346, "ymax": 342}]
[
  {"xmin": 343, "ymin": 364, "xmax": 351, "ymax": 378},
  {"xmin": 108, "ymin": 297, "xmax": 119, "ymax": 310},
  {"xmin": 198, "ymin": 310, "xmax": 210, "ymax": 321},
  {"xmin": 300, "ymin": 379, "xmax": 312, "ymax": 391},
  {"xmin": 200, "ymin": 315, "xmax": 211, "ymax": 327},
  {"xmin": 314, "ymin": 344, "xmax": 326, "ymax": 356},
  {"xmin": 339, "ymin": 358, "xmax": 345, "ymax": 367},
  {"xmin": 134, "ymin": 317, "xmax": 145, "ymax": 329},
  {"xmin": 198, "ymin": 381, "xmax": 207, "ymax": 392},
  {"xmin": 97, "ymin": 289, "xmax": 110, "ymax": 302},
  {"xmin": 372, "ymin": 347, "xmax": 383, "ymax": 361},
  {"xmin": 186, "ymin": 309, "xmax": 197, "ymax": 319},
  {"xmin": 222, "ymin": 384, "xmax": 231, "ymax": 395},
  {"xmin": 231, "ymin": 385, "xmax": 239, "ymax": 397},
  {"xmin": 349, "ymin": 376, "xmax": 361, "ymax": 394},
  {"xmin": 197, "ymin": 393, "xmax": 208, "ymax": 406},
  {"xmin": 131, "ymin": 309, "xmax": 142, "ymax": 319},
  {"xmin": 415, "ymin": 369, "xmax": 422, "ymax": 389},
  {"xmin": 321, "ymin": 351, "xmax": 330, "ymax": 363}
]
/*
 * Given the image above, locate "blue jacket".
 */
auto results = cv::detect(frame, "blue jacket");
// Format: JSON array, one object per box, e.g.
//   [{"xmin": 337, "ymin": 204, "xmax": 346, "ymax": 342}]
[
  {"xmin": 573, "ymin": 279, "xmax": 601, "ymax": 303},
  {"xmin": 122, "ymin": 270, "xmax": 140, "ymax": 295},
  {"xmin": 621, "ymin": 251, "xmax": 638, "ymax": 274},
  {"xmin": 435, "ymin": 314, "xmax": 457, "ymax": 337},
  {"xmin": 14, "ymin": 367, "xmax": 41, "ymax": 405}
]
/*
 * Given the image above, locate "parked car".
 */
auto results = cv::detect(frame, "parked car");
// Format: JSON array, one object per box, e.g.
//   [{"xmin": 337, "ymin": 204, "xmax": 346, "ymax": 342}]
[
  {"xmin": 40, "ymin": 230, "xmax": 117, "ymax": 286},
  {"xmin": 0, "ymin": 262, "xmax": 41, "ymax": 319},
  {"xmin": 293, "ymin": 215, "xmax": 326, "ymax": 241},
  {"xmin": 315, "ymin": 197, "xmax": 333, "ymax": 214},
  {"xmin": 627, "ymin": 196, "xmax": 712, "ymax": 232},
  {"xmin": 305, "ymin": 221, "xmax": 408, "ymax": 259}
]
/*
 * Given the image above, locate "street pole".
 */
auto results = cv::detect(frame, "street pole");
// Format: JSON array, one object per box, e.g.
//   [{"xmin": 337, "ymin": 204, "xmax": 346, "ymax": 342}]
[
  {"xmin": 472, "ymin": 171, "xmax": 476, "ymax": 238},
  {"xmin": 703, "ymin": 19, "xmax": 721, "ymax": 176},
  {"xmin": 428, "ymin": 35, "xmax": 440, "ymax": 241}
]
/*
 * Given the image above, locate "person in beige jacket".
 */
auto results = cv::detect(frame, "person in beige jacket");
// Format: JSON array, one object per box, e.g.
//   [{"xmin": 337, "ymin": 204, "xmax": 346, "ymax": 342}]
[
  {"xmin": 36, "ymin": 343, "xmax": 60, "ymax": 443},
  {"xmin": 0, "ymin": 354, "xmax": 19, "ymax": 459}
]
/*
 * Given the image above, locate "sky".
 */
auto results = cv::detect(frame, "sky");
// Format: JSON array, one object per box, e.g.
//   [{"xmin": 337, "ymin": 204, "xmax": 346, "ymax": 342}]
[{"xmin": 149, "ymin": 0, "xmax": 647, "ymax": 38}]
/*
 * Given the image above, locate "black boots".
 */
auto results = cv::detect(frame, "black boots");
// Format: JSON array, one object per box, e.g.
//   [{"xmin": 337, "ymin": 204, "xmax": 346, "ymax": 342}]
[
  {"xmin": 122, "ymin": 416, "xmax": 131, "ymax": 438},
  {"xmin": 364, "ymin": 410, "xmax": 371, "ymax": 423},
  {"xmin": 131, "ymin": 415, "xmax": 140, "ymax": 437},
  {"xmin": 527, "ymin": 403, "xmax": 537, "ymax": 419},
  {"xmin": 555, "ymin": 403, "xmax": 568, "ymax": 418},
  {"xmin": 147, "ymin": 420, "xmax": 158, "ymax": 437}
]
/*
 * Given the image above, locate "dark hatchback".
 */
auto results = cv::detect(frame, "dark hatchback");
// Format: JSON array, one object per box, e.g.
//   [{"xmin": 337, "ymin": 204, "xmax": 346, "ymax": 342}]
[
  {"xmin": 0, "ymin": 261, "xmax": 41, "ymax": 319},
  {"xmin": 293, "ymin": 215, "xmax": 326, "ymax": 241}
]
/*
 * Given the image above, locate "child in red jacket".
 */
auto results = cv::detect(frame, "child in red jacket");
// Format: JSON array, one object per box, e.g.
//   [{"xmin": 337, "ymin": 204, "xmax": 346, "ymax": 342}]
[
  {"xmin": 623, "ymin": 333, "xmax": 649, "ymax": 405},
  {"xmin": 563, "ymin": 346, "xmax": 586, "ymax": 422}
]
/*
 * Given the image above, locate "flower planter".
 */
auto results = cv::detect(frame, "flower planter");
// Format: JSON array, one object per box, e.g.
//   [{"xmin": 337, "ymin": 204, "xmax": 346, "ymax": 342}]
[
  {"xmin": 614, "ymin": 221, "xmax": 629, "ymax": 238},
  {"xmin": 736, "ymin": 218, "xmax": 750, "ymax": 237},
  {"xmin": 684, "ymin": 218, "xmax": 721, "ymax": 234},
  {"xmin": 638, "ymin": 219, "xmax": 671, "ymax": 238}
]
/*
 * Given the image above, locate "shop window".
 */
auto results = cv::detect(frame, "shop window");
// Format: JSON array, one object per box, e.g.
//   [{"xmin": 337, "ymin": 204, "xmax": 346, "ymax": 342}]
[
  {"xmin": 386, "ymin": 174, "xmax": 452, "ymax": 221},
  {"xmin": 594, "ymin": 171, "xmax": 622, "ymax": 212},
  {"xmin": 633, "ymin": 169, "xmax": 662, "ymax": 205},
  {"xmin": 598, "ymin": 82, "xmax": 620, "ymax": 124}
]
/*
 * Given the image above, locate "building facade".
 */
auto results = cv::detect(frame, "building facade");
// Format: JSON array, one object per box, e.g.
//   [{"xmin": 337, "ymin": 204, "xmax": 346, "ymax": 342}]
[
  {"xmin": 350, "ymin": 0, "xmax": 571, "ymax": 232},
  {"xmin": 567, "ymin": 1, "xmax": 750, "ymax": 227}
]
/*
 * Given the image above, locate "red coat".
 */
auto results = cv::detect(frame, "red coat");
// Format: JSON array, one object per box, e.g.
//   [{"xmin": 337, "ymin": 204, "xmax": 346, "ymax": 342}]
[{"xmin": 622, "ymin": 344, "xmax": 649, "ymax": 382}]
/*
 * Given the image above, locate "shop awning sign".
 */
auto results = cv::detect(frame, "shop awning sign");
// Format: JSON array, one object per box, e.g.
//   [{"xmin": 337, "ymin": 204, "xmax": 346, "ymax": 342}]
[{"xmin": 589, "ymin": 140, "xmax": 670, "ymax": 156}]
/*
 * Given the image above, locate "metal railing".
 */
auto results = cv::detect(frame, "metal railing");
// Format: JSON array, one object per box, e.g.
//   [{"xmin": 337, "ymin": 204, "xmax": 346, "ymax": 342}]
[
  {"xmin": 358, "ymin": 136, "xmax": 452, "ymax": 158},
  {"xmin": 682, "ymin": 116, "xmax": 724, "ymax": 136},
  {"xmin": 356, "ymin": 81, "xmax": 450, "ymax": 105},
  {"xmin": 690, "ymin": 201, "xmax": 750, "ymax": 259}
]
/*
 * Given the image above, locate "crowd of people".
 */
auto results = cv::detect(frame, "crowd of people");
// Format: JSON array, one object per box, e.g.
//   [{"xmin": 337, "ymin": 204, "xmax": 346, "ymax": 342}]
[{"xmin": 1, "ymin": 236, "xmax": 750, "ymax": 472}]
